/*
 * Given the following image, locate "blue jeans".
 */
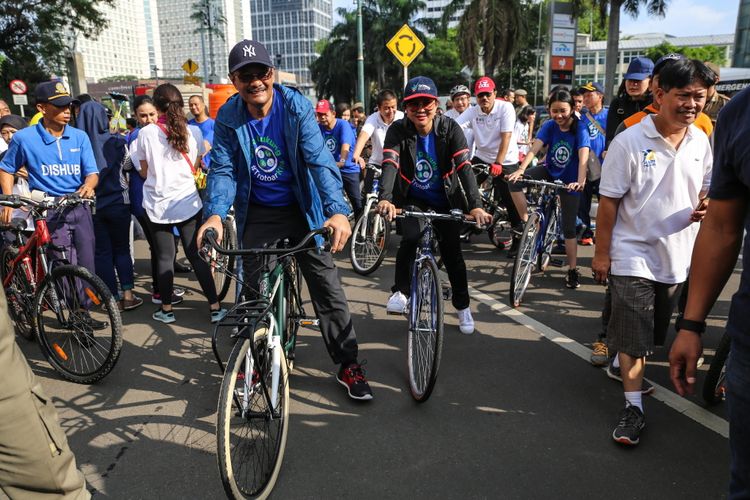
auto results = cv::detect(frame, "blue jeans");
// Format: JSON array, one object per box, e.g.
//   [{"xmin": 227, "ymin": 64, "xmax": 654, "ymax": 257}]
[
  {"xmin": 728, "ymin": 338, "xmax": 750, "ymax": 498},
  {"xmin": 93, "ymin": 204, "xmax": 135, "ymax": 299}
]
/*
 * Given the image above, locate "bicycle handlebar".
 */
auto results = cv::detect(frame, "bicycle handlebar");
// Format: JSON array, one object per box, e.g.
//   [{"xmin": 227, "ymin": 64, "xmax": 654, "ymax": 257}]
[
  {"xmin": 395, "ymin": 207, "xmax": 477, "ymax": 224},
  {"xmin": 202, "ymin": 226, "xmax": 332, "ymax": 257},
  {"xmin": 0, "ymin": 192, "xmax": 96, "ymax": 211},
  {"xmin": 509, "ymin": 178, "xmax": 569, "ymax": 191}
]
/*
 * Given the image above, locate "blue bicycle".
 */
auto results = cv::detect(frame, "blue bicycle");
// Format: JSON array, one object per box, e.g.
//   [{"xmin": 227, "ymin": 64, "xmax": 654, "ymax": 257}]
[{"xmin": 509, "ymin": 178, "xmax": 566, "ymax": 308}]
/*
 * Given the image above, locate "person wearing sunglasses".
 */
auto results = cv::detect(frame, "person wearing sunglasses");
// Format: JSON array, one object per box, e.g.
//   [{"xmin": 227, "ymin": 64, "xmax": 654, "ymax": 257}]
[
  {"xmin": 378, "ymin": 76, "xmax": 492, "ymax": 335},
  {"xmin": 197, "ymin": 40, "xmax": 373, "ymax": 401}
]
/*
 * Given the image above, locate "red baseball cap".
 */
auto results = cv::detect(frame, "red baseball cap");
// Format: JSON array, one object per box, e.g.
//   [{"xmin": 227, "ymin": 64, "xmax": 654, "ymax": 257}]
[
  {"xmin": 474, "ymin": 77, "xmax": 496, "ymax": 95},
  {"xmin": 315, "ymin": 99, "xmax": 332, "ymax": 113}
]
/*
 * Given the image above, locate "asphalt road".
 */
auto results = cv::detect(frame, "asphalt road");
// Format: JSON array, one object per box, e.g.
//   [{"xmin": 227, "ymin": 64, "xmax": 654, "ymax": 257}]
[{"xmin": 17, "ymin": 235, "xmax": 738, "ymax": 499}]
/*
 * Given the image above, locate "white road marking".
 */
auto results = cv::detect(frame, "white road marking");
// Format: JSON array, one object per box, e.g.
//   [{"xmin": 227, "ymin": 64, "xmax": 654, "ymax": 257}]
[{"xmin": 468, "ymin": 286, "xmax": 730, "ymax": 439}]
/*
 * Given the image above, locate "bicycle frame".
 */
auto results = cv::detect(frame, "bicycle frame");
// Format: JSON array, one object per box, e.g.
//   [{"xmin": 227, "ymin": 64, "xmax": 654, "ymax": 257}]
[
  {"xmin": 410, "ymin": 222, "xmax": 437, "ymax": 327},
  {"xmin": 356, "ymin": 166, "xmax": 383, "ymax": 239},
  {"xmin": 3, "ymin": 213, "xmax": 65, "ymax": 291}
]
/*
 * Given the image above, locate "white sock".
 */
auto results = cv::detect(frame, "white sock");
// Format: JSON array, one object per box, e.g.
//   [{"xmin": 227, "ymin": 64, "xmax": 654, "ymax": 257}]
[
  {"xmin": 612, "ymin": 355, "xmax": 620, "ymax": 369},
  {"xmin": 624, "ymin": 391, "xmax": 643, "ymax": 412}
]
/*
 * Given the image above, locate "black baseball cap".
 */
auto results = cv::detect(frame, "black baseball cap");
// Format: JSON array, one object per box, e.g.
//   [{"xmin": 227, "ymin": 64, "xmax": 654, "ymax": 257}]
[
  {"xmin": 35, "ymin": 81, "xmax": 76, "ymax": 107},
  {"xmin": 0, "ymin": 114, "xmax": 27, "ymax": 131},
  {"xmin": 228, "ymin": 40, "xmax": 275, "ymax": 73}
]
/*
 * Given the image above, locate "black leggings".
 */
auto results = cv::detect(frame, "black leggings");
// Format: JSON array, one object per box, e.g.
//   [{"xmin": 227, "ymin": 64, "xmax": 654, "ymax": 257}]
[
  {"xmin": 146, "ymin": 210, "xmax": 218, "ymax": 307},
  {"xmin": 471, "ymin": 157, "xmax": 523, "ymax": 228}
]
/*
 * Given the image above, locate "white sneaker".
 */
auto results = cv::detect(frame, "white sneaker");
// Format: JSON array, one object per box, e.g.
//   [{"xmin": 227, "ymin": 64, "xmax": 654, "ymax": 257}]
[
  {"xmin": 386, "ymin": 291, "xmax": 408, "ymax": 314},
  {"xmin": 457, "ymin": 307, "xmax": 474, "ymax": 335}
]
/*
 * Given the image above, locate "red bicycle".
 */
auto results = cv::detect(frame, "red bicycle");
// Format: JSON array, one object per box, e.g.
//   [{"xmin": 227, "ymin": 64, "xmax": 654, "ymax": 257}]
[{"xmin": 0, "ymin": 193, "xmax": 123, "ymax": 384}]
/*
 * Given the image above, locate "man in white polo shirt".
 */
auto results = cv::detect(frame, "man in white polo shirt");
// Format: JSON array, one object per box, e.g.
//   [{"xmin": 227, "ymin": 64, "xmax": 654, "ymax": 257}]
[
  {"xmin": 591, "ymin": 59, "xmax": 715, "ymax": 446},
  {"xmin": 456, "ymin": 76, "xmax": 521, "ymax": 256}
]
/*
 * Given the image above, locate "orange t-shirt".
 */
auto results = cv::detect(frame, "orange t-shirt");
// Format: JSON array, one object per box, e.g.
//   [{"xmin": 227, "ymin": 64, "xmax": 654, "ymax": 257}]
[{"xmin": 621, "ymin": 104, "xmax": 713, "ymax": 136}]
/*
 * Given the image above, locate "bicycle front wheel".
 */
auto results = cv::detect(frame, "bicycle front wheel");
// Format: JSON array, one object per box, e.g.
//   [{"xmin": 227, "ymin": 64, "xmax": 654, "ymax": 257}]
[
  {"xmin": 212, "ymin": 218, "xmax": 237, "ymax": 302},
  {"xmin": 217, "ymin": 326, "xmax": 289, "ymax": 500},
  {"xmin": 1, "ymin": 246, "xmax": 36, "ymax": 340},
  {"xmin": 34, "ymin": 265, "xmax": 123, "ymax": 384},
  {"xmin": 510, "ymin": 213, "xmax": 541, "ymax": 308},
  {"xmin": 350, "ymin": 210, "xmax": 391, "ymax": 275},
  {"xmin": 408, "ymin": 257, "xmax": 444, "ymax": 402},
  {"xmin": 703, "ymin": 332, "xmax": 731, "ymax": 405}
]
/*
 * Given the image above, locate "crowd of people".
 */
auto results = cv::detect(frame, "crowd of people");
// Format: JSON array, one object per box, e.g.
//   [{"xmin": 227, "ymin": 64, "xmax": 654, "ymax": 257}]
[{"xmin": 0, "ymin": 39, "xmax": 747, "ymax": 497}]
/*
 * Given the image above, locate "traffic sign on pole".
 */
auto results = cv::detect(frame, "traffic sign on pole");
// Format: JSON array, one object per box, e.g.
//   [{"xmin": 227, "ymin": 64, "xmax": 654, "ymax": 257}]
[
  {"xmin": 182, "ymin": 59, "xmax": 200, "ymax": 75},
  {"xmin": 9, "ymin": 79, "xmax": 27, "ymax": 95},
  {"xmin": 386, "ymin": 25, "xmax": 425, "ymax": 68}
]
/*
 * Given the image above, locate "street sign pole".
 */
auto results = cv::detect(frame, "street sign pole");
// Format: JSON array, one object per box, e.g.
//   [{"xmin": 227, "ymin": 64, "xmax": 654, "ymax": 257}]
[
  {"xmin": 403, "ymin": 66, "xmax": 408, "ymax": 91},
  {"xmin": 356, "ymin": 0, "xmax": 365, "ymax": 107}
]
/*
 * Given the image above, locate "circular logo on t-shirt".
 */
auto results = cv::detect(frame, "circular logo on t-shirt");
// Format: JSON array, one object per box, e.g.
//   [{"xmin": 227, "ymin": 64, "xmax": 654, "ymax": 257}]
[
  {"xmin": 554, "ymin": 144, "xmax": 571, "ymax": 165},
  {"xmin": 325, "ymin": 137, "xmax": 337, "ymax": 152},
  {"xmin": 255, "ymin": 144, "xmax": 278, "ymax": 174},
  {"xmin": 414, "ymin": 159, "xmax": 434, "ymax": 189}
]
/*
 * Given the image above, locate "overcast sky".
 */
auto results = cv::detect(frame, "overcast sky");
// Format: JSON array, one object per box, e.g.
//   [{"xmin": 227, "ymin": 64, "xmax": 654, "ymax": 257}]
[{"xmin": 331, "ymin": 0, "xmax": 740, "ymax": 37}]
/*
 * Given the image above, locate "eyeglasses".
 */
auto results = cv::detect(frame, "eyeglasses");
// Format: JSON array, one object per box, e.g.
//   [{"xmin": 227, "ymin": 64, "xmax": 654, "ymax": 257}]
[
  {"xmin": 405, "ymin": 98, "xmax": 437, "ymax": 111},
  {"xmin": 232, "ymin": 67, "xmax": 273, "ymax": 83}
]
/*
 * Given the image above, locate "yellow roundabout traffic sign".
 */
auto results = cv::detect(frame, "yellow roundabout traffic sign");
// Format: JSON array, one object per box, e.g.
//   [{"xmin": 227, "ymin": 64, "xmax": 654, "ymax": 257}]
[{"xmin": 386, "ymin": 24, "xmax": 425, "ymax": 67}]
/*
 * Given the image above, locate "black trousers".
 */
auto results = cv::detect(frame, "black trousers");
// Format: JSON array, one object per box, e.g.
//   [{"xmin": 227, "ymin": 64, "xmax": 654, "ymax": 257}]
[
  {"xmin": 393, "ymin": 199, "xmax": 470, "ymax": 310},
  {"xmin": 242, "ymin": 204, "xmax": 358, "ymax": 366},
  {"xmin": 471, "ymin": 157, "xmax": 523, "ymax": 227}
]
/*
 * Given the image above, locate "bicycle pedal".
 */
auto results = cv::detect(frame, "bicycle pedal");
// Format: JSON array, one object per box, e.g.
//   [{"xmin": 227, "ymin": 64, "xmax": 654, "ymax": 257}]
[
  {"xmin": 442, "ymin": 285, "xmax": 452, "ymax": 300},
  {"xmin": 549, "ymin": 258, "xmax": 564, "ymax": 268},
  {"xmin": 297, "ymin": 318, "xmax": 319, "ymax": 328}
]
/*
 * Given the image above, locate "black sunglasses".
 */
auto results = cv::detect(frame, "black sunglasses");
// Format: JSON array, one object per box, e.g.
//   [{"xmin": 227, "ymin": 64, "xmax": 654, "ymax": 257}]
[{"xmin": 232, "ymin": 67, "xmax": 273, "ymax": 83}]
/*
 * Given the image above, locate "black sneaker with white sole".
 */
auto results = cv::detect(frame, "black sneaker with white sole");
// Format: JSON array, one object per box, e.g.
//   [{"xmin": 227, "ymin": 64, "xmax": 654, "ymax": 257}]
[{"xmin": 612, "ymin": 404, "xmax": 646, "ymax": 445}]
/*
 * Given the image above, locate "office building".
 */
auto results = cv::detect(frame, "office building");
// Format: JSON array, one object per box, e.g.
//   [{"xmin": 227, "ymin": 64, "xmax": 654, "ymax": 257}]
[
  {"xmin": 250, "ymin": 0, "xmax": 333, "ymax": 95},
  {"xmin": 420, "ymin": 0, "xmax": 468, "ymax": 33},
  {"xmin": 734, "ymin": 0, "xmax": 750, "ymax": 67}
]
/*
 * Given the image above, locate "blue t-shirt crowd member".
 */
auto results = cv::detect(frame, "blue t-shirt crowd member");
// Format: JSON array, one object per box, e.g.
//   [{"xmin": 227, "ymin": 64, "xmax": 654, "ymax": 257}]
[
  {"xmin": 378, "ymin": 76, "xmax": 492, "ymax": 335},
  {"xmin": 316, "ymin": 99, "xmax": 363, "ymax": 218},
  {"xmin": 188, "ymin": 95, "xmax": 214, "ymax": 169},
  {"xmin": 0, "ymin": 81, "xmax": 99, "ymax": 274},
  {"xmin": 198, "ymin": 39, "xmax": 373, "ymax": 401},
  {"xmin": 508, "ymin": 89, "xmax": 591, "ymax": 289},
  {"xmin": 577, "ymin": 81, "xmax": 609, "ymax": 245}
]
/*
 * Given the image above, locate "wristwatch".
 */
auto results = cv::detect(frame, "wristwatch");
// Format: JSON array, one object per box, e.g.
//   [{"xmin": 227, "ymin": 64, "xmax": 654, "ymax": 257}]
[{"xmin": 676, "ymin": 316, "xmax": 706, "ymax": 335}]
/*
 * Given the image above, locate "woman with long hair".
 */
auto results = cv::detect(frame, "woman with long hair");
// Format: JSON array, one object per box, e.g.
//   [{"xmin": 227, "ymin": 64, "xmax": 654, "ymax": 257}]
[{"xmin": 134, "ymin": 83, "xmax": 226, "ymax": 324}]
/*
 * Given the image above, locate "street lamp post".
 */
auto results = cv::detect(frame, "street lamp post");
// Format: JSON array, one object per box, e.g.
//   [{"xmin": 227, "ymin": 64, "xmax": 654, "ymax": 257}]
[
  {"xmin": 356, "ymin": 0, "xmax": 365, "ymax": 107},
  {"xmin": 275, "ymin": 54, "xmax": 282, "ymax": 84}
]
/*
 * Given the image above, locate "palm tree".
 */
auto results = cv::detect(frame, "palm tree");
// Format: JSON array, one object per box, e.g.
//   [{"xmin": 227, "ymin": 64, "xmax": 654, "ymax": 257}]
[{"xmin": 451, "ymin": 0, "xmax": 526, "ymax": 76}]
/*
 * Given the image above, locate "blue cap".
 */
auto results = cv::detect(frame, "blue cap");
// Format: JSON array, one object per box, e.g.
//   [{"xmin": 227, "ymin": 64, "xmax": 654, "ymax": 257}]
[
  {"xmin": 579, "ymin": 81, "xmax": 605, "ymax": 94},
  {"xmin": 403, "ymin": 76, "xmax": 438, "ymax": 102},
  {"xmin": 624, "ymin": 57, "xmax": 654, "ymax": 81},
  {"xmin": 35, "ymin": 80, "xmax": 76, "ymax": 107}
]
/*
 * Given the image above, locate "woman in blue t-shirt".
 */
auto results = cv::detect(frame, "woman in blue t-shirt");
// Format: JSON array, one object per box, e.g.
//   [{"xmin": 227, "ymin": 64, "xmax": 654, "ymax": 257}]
[{"xmin": 507, "ymin": 89, "xmax": 590, "ymax": 289}]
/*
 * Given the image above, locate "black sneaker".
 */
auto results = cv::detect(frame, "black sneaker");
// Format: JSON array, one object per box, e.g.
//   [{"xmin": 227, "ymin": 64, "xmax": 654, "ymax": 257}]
[
  {"xmin": 565, "ymin": 268, "xmax": 581, "ymax": 289},
  {"xmin": 506, "ymin": 236, "xmax": 520, "ymax": 259},
  {"xmin": 336, "ymin": 362, "xmax": 373, "ymax": 401},
  {"xmin": 606, "ymin": 356, "xmax": 655, "ymax": 395},
  {"xmin": 612, "ymin": 404, "xmax": 646, "ymax": 445},
  {"xmin": 79, "ymin": 312, "xmax": 109, "ymax": 331}
]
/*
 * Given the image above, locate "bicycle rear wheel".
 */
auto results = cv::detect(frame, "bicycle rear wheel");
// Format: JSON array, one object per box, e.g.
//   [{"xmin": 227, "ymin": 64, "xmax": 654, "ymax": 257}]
[
  {"xmin": 212, "ymin": 218, "xmax": 237, "ymax": 302},
  {"xmin": 509, "ymin": 213, "xmax": 541, "ymax": 308},
  {"xmin": 487, "ymin": 207, "xmax": 511, "ymax": 249},
  {"xmin": 703, "ymin": 332, "xmax": 731, "ymax": 405},
  {"xmin": 350, "ymin": 210, "xmax": 391, "ymax": 275},
  {"xmin": 34, "ymin": 265, "xmax": 123, "ymax": 384},
  {"xmin": 407, "ymin": 257, "xmax": 444, "ymax": 402},
  {"xmin": 217, "ymin": 326, "xmax": 289, "ymax": 500},
  {"xmin": 538, "ymin": 201, "xmax": 560, "ymax": 272},
  {"xmin": 1, "ymin": 246, "xmax": 36, "ymax": 340}
]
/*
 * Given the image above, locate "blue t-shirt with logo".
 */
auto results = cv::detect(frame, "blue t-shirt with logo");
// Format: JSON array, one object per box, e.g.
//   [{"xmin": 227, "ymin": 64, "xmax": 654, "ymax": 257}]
[
  {"xmin": 320, "ymin": 119, "xmax": 358, "ymax": 174},
  {"xmin": 0, "ymin": 122, "xmax": 99, "ymax": 196},
  {"xmin": 188, "ymin": 117, "xmax": 215, "ymax": 169},
  {"xmin": 536, "ymin": 119, "xmax": 590, "ymax": 184},
  {"xmin": 580, "ymin": 107, "xmax": 608, "ymax": 161},
  {"xmin": 247, "ymin": 89, "xmax": 295, "ymax": 207},
  {"xmin": 409, "ymin": 131, "xmax": 449, "ymax": 209}
]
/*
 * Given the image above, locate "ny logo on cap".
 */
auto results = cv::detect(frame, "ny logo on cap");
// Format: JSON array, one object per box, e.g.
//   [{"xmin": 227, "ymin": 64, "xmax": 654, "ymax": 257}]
[{"xmin": 243, "ymin": 44, "xmax": 256, "ymax": 58}]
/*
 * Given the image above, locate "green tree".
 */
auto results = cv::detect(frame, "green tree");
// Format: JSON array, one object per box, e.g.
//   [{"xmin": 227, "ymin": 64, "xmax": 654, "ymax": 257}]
[
  {"xmin": 576, "ymin": 0, "xmax": 608, "ymax": 41},
  {"xmin": 98, "ymin": 75, "xmax": 139, "ymax": 83},
  {"xmin": 645, "ymin": 42, "xmax": 727, "ymax": 66},
  {"xmin": 0, "ymin": 0, "xmax": 113, "ymax": 101},
  {"xmin": 410, "ymin": 29, "xmax": 467, "ymax": 93}
]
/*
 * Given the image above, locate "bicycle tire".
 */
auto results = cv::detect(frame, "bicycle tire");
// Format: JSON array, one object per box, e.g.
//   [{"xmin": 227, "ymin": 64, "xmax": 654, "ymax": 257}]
[
  {"xmin": 34, "ymin": 265, "xmax": 123, "ymax": 384},
  {"xmin": 350, "ymin": 210, "xmax": 391, "ymax": 275},
  {"xmin": 283, "ymin": 259, "xmax": 303, "ymax": 367},
  {"xmin": 703, "ymin": 332, "xmax": 731, "ymax": 406},
  {"xmin": 407, "ymin": 257, "xmax": 444, "ymax": 402},
  {"xmin": 217, "ymin": 325, "xmax": 289, "ymax": 500},
  {"xmin": 509, "ymin": 212, "xmax": 541, "ymax": 308},
  {"xmin": 1, "ymin": 246, "xmax": 36, "ymax": 340},
  {"xmin": 487, "ymin": 208, "xmax": 511, "ymax": 249},
  {"xmin": 213, "ymin": 218, "xmax": 237, "ymax": 302},
  {"xmin": 538, "ymin": 201, "xmax": 560, "ymax": 272}
]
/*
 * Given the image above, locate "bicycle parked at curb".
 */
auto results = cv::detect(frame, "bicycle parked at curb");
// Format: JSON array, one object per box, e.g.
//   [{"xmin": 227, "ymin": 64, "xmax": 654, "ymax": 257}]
[
  {"xmin": 349, "ymin": 164, "xmax": 391, "ymax": 275},
  {"xmin": 509, "ymin": 178, "xmax": 566, "ymax": 308},
  {"xmin": 392, "ymin": 207, "xmax": 479, "ymax": 402},
  {"xmin": 202, "ymin": 226, "xmax": 328, "ymax": 500},
  {"xmin": 0, "ymin": 192, "xmax": 123, "ymax": 384}
]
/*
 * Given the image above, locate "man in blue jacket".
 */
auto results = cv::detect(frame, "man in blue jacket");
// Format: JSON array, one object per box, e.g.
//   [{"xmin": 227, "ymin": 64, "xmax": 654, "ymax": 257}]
[{"xmin": 197, "ymin": 40, "xmax": 372, "ymax": 400}]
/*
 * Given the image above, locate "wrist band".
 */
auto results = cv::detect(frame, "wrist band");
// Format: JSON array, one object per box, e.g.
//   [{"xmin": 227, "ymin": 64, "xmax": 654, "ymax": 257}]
[{"xmin": 676, "ymin": 317, "xmax": 706, "ymax": 335}]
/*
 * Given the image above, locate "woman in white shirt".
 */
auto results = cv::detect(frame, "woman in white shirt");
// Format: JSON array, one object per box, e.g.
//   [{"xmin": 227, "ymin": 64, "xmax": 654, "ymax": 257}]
[{"xmin": 135, "ymin": 83, "xmax": 226, "ymax": 324}]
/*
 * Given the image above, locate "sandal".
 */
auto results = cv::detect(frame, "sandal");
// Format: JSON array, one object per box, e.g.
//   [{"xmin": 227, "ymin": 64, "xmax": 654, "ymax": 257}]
[{"xmin": 121, "ymin": 296, "xmax": 144, "ymax": 311}]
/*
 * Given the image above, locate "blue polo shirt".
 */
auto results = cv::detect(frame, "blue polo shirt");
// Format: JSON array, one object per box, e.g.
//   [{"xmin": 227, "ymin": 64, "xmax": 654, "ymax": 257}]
[
  {"xmin": 320, "ymin": 119, "xmax": 358, "ymax": 174},
  {"xmin": 0, "ymin": 122, "xmax": 99, "ymax": 196},
  {"xmin": 409, "ymin": 131, "xmax": 449, "ymax": 209}
]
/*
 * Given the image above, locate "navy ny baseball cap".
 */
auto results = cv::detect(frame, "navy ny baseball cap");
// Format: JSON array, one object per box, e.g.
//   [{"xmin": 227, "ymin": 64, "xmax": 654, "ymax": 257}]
[
  {"xmin": 228, "ymin": 40, "xmax": 275, "ymax": 73},
  {"xmin": 624, "ymin": 57, "xmax": 654, "ymax": 80},
  {"xmin": 35, "ymin": 81, "xmax": 76, "ymax": 107},
  {"xmin": 403, "ymin": 76, "xmax": 438, "ymax": 102}
]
